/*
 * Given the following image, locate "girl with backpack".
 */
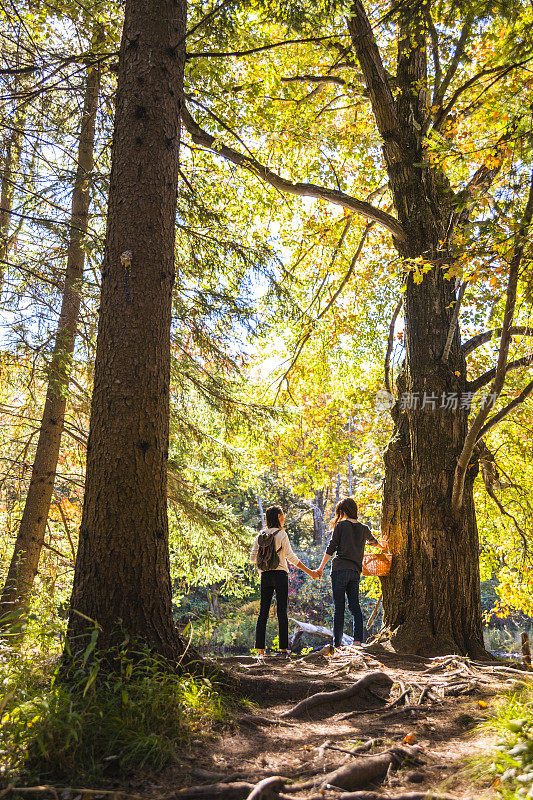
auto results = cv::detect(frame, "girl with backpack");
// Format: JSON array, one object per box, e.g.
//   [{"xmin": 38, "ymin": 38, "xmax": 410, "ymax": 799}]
[
  {"xmin": 315, "ymin": 497, "xmax": 386, "ymax": 648},
  {"xmin": 250, "ymin": 504, "xmax": 318, "ymax": 657}
]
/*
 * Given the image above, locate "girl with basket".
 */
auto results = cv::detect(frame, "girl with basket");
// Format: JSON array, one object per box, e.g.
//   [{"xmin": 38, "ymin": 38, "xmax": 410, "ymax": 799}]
[{"xmin": 316, "ymin": 498, "xmax": 390, "ymax": 648}]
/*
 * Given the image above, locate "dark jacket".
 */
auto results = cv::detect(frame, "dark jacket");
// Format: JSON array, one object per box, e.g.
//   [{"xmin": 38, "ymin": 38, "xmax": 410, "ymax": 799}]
[{"xmin": 326, "ymin": 519, "xmax": 379, "ymax": 573}]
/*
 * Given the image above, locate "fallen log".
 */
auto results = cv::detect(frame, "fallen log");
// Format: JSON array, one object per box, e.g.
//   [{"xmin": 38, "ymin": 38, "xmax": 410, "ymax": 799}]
[
  {"xmin": 281, "ymin": 671, "xmax": 392, "ymax": 718},
  {"xmin": 289, "ymin": 618, "xmax": 353, "ymax": 646}
]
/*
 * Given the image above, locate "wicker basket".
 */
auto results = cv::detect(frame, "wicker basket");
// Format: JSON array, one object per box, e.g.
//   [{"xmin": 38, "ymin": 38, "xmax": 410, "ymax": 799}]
[{"xmin": 362, "ymin": 552, "xmax": 392, "ymax": 577}]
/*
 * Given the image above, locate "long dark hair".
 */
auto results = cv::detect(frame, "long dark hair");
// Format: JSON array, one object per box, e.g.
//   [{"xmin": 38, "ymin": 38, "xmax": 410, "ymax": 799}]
[
  {"xmin": 265, "ymin": 504, "xmax": 283, "ymax": 528},
  {"xmin": 331, "ymin": 497, "xmax": 358, "ymax": 529}
]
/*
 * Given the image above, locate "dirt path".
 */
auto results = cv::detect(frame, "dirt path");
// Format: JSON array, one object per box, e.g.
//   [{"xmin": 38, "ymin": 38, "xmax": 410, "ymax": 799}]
[{"xmin": 154, "ymin": 645, "xmax": 530, "ymax": 800}]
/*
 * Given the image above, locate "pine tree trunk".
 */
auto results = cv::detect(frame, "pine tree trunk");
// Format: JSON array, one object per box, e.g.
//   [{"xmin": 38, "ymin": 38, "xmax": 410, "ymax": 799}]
[
  {"xmin": 65, "ymin": 0, "xmax": 187, "ymax": 660},
  {"xmin": 0, "ymin": 42, "xmax": 102, "ymax": 624},
  {"xmin": 0, "ymin": 95, "xmax": 27, "ymax": 293}
]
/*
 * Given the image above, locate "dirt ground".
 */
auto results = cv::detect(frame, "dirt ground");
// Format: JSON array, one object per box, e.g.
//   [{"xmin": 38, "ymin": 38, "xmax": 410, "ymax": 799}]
[{"xmin": 148, "ymin": 644, "xmax": 531, "ymax": 800}]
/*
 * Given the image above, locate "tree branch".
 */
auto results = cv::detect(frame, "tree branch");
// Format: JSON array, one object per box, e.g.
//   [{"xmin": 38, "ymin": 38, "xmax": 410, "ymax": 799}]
[
  {"xmin": 442, "ymin": 280, "xmax": 467, "ymax": 363},
  {"xmin": 433, "ymin": 60, "xmax": 531, "ymax": 131},
  {"xmin": 281, "ymin": 74, "xmax": 348, "ymax": 86},
  {"xmin": 463, "ymin": 326, "xmax": 533, "ymax": 356},
  {"xmin": 478, "ymin": 379, "xmax": 533, "ymax": 441},
  {"xmin": 181, "ymin": 106, "xmax": 406, "ymax": 240},
  {"xmin": 346, "ymin": 1, "xmax": 399, "ymax": 143},
  {"xmin": 426, "ymin": 10, "xmax": 442, "ymax": 98},
  {"xmin": 450, "ymin": 123, "xmax": 517, "ymax": 234},
  {"xmin": 384, "ymin": 298, "xmax": 403, "ymax": 396},
  {"xmin": 187, "ymin": 35, "xmax": 349, "ymax": 60},
  {"xmin": 451, "ymin": 169, "xmax": 533, "ymax": 514},
  {"xmin": 469, "ymin": 354, "xmax": 533, "ymax": 393},
  {"xmin": 478, "ymin": 441, "xmax": 529, "ymax": 551},
  {"xmin": 432, "ymin": 12, "xmax": 474, "ymax": 108},
  {"xmin": 274, "ymin": 221, "xmax": 375, "ymax": 401}
]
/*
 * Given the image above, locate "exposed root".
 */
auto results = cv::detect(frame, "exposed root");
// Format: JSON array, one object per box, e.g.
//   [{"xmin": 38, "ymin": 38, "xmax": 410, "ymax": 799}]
[
  {"xmin": 245, "ymin": 776, "xmax": 285, "ymax": 799},
  {"xmin": 280, "ymin": 671, "xmax": 393, "ymax": 718},
  {"xmin": 165, "ymin": 781, "xmax": 253, "ymax": 799},
  {"xmin": 320, "ymin": 746, "xmax": 419, "ymax": 791},
  {"xmin": 238, "ymin": 714, "xmax": 295, "ymax": 728},
  {"xmin": 335, "ymin": 793, "xmax": 459, "ymax": 800}
]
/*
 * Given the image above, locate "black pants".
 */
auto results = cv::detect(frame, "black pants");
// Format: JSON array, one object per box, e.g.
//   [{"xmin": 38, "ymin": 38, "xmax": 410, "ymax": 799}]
[
  {"xmin": 331, "ymin": 568, "xmax": 364, "ymax": 647},
  {"xmin": 255, "ymin": 570, "xmax": 289, "ymax": 650}
]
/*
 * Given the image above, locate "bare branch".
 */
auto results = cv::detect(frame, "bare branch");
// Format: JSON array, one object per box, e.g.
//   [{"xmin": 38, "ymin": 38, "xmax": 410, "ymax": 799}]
[
  {"xmin": 181, "ymin": 107, "xmax": 406, "ymax": 240},
  {"xmin": 452, "ymin": 169, "xmax": 533, "ymax": 514},
  {"xmin": 463, "ymin": 326, "xmax": 533, "ymax": 356},
  {"xmin": 384, "ymin": 298, "xmax": 403, "ymax": 396},
  {"xmin": 187, "ymin": 35, "xmax": 349, "ymax": 60},
  {"xmin": 426, "ymin": 10, "xmax": 442, "ymax": 98},
  {"xmin": 275, "ymin": 222, "xmax": 375, "ymax": 401},
  {"xmin": 433, "ymin": 60, "xmax": 531, "ymax": 131},
  {"xmin": 469, "ymin": 354, "xmax": 533, "ymax": 393},
  {"xmin": 479, "ymin": 442, "xmax": 529, "ymax": 551},
  {"xmin": 281, "ymin": 74, "xmax": 347, "ymax": 86},
  {"xmin": 478, "ymin": 379, "xmax": 533, "ymax": 440},
  {"xmin": 432, "ymin": 12, "xmax": 474, "ymax": 108},
  {"xmin": 451, "ymin": 124, "xmax": 516, "ymax": 234},
  {"xmin": 442, "ymin": 280, "xmax": 467, "ymax": 363}
]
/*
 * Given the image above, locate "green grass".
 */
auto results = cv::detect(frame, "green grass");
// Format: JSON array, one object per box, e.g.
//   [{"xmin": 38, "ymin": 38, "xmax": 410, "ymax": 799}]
[
  {"xmin": 477, "ymin": 682, "xmax": 533, "ymax": 799},
  {"xmin": 0, "ymin": 627, "xmax": 227, "ymax": 785}
]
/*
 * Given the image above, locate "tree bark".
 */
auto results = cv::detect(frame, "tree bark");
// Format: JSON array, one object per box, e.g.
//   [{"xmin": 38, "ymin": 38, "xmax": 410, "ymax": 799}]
[
  {"xmin": 313, "ymin": 489, "xmax": 326, "ymax": 544},
  {"xmin": 0, "ymin": 37, "xmax": 102, "ymax": 624},
  {"xmin": 349, "ymin": 0, "xmax": 486, "ymax": 655},
  {"xmin": 257, "ymin": 493, "xmax": 265, "ymax": 527},
  {"xmin": 0, "ymin": 94, "xmax": 28, "ymax": 294},
  {"xmin": 65, "ymin": 0, "xmax": 187, "ymax": 660}
]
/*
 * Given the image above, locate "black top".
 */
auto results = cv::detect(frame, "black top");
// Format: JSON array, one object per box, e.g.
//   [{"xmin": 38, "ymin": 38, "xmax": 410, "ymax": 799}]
[{"xmin": 326, "ymin": 519, "xmax": 379, "ymax": 573}]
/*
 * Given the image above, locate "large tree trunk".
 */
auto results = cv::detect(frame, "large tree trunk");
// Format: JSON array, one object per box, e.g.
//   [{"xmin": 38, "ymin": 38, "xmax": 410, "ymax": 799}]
[
  {"xmin": 348, "ymin": 0, "xmax": 485, "ymax": 656},
  {"xmin": 0, "ymin": 41, "xmax": 102, "ymax": 624},
  {"xmin": 65, "ymin": 0, "xmax": 187, "ymax": 660}
]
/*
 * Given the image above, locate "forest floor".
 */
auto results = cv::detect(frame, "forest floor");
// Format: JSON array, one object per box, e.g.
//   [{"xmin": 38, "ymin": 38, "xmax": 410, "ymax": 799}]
[{"xmin": 139, "ymin": 644, "xmax": 532, "ymax": 800}]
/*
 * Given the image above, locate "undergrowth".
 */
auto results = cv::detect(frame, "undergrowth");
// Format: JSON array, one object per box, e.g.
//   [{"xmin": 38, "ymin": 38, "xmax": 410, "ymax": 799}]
[
  {"xmin": 0, "ymin": 613, "xmax": 227, "ymax": 785},
  {"xmin": 481, "ymin": 682, "xmax": 533, "ymax": 798}
]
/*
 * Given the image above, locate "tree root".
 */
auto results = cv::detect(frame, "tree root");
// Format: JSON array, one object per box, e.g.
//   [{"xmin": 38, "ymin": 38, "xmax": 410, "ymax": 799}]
[
  {"xmin": 320, "ymin": 747, "xmax": 412, "ymax": 791},
  {"xmin": 245, "ymin": 777, "xmax": 285, "ymax": 800},
  {"xmin": 281, "ymin": 671, "xmax": 393, "ymax": 718},
  {"xmin": 336, "ymin": 792, "xmax": 459, "ymax": 800},
  {"xmin": 0, "ymin": 789, "xmax": 145, "ymax": 800},
  {"xmin": 339, "ymin": 682, "xmax": 412, "ymax": 720},
  {"xmin": 238, "ymin": 714, "xmax": 295, "ymax": 728},
  {"xmin": 295, "ymin": 644, "xmax": 333, "ymax": 663},
  {"xmin": 287, "ymin": 746, "xmax": 421, "ymax": 793},
  {"xmin": 166, "ymin": 781, "xmax": 253, "ymax": 799},
  {"xmin": 321, "ymin": 738, "xmax": 379, "ymax": 757}
]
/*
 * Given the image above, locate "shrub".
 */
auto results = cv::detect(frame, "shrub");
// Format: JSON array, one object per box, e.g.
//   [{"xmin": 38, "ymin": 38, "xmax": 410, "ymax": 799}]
[
  {"xmin": 481, "ymin": 685, "xmax": 533, "ymax": 798},
  {"xmin": 0, "ymin": 631, "xmax": 226, "ymax": 784}
]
